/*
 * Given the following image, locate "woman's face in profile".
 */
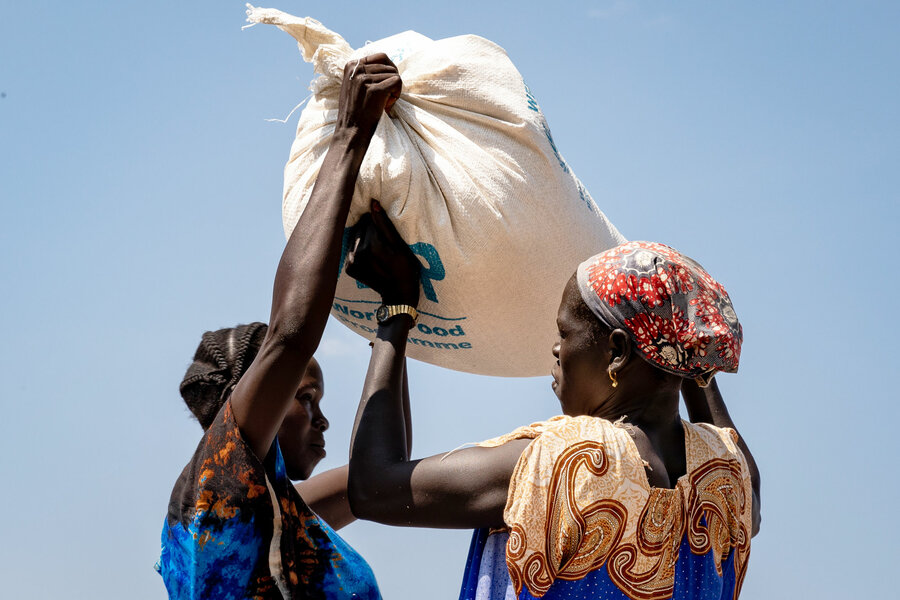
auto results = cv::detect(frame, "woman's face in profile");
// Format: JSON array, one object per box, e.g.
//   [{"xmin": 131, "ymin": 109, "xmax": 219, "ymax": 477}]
[
  {"xmin": 277, "ymin": 358, "xmax": 329, "ymax": 480},
  {"xmin": 551, "ymin": 276, "xmax": 610, "ymax": 416}
]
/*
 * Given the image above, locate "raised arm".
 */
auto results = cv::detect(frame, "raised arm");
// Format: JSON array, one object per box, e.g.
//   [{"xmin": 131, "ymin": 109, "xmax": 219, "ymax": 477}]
[
  {"xmin": 230, "ymin": 54, "xmax": 402, "ymax": 462},
  {"xmin": 344, "ymin": 208, "xmax": 529, "ymax": 528},
  {"xmin": 682, "ymin": 379, "xmax": 761, "ymax": 536}
]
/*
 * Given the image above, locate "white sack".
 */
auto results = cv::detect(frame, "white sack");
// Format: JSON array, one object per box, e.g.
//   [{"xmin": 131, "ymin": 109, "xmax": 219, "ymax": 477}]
[{"xmin": 248, "ymin": 6, "xmax": 626, "ymax": 377}]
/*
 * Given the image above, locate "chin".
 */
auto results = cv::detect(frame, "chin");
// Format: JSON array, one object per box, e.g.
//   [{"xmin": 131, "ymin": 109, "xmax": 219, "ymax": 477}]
[{"xmin": 287, "ymin": 463, "xmax": 316, "ymax": 482}]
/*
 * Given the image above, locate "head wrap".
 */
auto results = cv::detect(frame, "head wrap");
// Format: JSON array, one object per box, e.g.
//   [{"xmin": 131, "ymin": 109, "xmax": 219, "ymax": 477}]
[{"xmin": 576, "ymin": 241, "xmax": 741, "ymax": 386}]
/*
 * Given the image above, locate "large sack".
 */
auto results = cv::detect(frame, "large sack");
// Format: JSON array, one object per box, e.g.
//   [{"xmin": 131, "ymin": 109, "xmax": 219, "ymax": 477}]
[{"xmin": 248, "ymin": 6, "xmax": 626, "ymax": 377}]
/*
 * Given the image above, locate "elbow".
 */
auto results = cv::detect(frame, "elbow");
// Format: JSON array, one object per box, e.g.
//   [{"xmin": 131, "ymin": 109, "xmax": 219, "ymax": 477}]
[
  {"xmin": 264, "ymin": 319, "xmax": 317, "ymax": 358},
  {"xmin": 751, "ymin": 489, "xmax": 762, "ymax": 538},
  {"xmin": 751, "ymin": 511, "xmax": 761, "ymax": 538},
  {"xmin": 347, "ymin": 465, "xmax": 406, "ymax": 524},
  {"xmin": 347, "ymin": 463, "xmax": 381, "ymax": 521}
]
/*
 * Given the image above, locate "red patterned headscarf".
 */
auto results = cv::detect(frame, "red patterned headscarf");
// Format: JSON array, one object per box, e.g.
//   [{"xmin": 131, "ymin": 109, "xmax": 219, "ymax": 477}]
[{"xmin": 576, "ymin": 241, "xmax": 742, "ymax": 386}]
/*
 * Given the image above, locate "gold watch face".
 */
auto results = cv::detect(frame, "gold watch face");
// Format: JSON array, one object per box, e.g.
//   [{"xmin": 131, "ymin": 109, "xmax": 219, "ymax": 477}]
[{"xmin": 375, "ymin": 305, "xmax": 389, "ymax": 323}]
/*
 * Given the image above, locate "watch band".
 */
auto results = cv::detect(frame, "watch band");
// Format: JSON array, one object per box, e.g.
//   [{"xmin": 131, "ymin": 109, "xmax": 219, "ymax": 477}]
[{"xmin": 376, "ymin": 304, "xmax": 418, "ymax": 324}]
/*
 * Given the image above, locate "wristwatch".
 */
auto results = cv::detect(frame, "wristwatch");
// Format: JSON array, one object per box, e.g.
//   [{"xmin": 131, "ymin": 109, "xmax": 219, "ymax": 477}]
[{"xmin": 375, "ymin": 304, "xmax": 418, "ymax": 325}]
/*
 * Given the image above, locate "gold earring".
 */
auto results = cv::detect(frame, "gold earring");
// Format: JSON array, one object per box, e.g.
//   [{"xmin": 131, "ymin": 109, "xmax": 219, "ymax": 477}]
[{"xmin": 608, "ymin": 369, "xmax": 618, "ymax": 388}]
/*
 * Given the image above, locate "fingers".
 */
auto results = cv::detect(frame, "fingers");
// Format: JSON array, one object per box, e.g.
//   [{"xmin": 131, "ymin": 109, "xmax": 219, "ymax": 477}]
[
  {"xmin": 369, "ymin": 200, "xmax": 406, "ymax": 248},
  {"xmin": 358, "ymin": 52, "xmax": 397, "ymax": 69},
  {"xmin": 369, "ymin": 75, "xmax": 402, "ymax": 95},
  {"xmin": 343, "ymin": 54, "xmax": 398, "ymax": 76},
  {"xmin": 359, "ymin": 73, "xmax": 399, "ymax": 85},
  {"xmin": 361, "ymin": 63, "xmax": 398, "ymax": 75},
  {"xmin": 344, "ymin": 216, "xmax": 368, "ymax": 267},
  {"xmin": 337, "ymin": 53, "xmax": 402, "ymax": 128},
  {"xmin": 344, "ymin": 216, "xmax": 377, "ymax": 281}
]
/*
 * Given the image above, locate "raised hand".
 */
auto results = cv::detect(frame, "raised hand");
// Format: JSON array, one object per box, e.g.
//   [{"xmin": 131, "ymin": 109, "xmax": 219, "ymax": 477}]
[
  {"xmin": 336, "ymin": 53, "xmax": 402, "ymax": 141},
  {"xmin": 345, "ymin": 200, "xmax": 421, "ymax": 307}
]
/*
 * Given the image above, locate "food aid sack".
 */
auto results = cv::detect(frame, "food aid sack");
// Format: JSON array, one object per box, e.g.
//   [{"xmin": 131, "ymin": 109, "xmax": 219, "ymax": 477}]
[{"xmin": 247, "ymin": 5, "xmax": 626, "ymax": 377}]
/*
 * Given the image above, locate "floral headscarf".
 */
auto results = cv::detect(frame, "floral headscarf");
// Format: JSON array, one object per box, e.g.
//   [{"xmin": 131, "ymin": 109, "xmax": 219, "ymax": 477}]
[{"xmin": 576, "ymin": 241, "xmax": 742, "ymax": 386}]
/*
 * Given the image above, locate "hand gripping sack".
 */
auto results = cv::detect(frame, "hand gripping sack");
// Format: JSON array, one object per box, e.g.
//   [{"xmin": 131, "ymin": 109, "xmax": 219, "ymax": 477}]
[{"xmin": 248, "ymin": 6, "xmax": 626, "ymax": 377}]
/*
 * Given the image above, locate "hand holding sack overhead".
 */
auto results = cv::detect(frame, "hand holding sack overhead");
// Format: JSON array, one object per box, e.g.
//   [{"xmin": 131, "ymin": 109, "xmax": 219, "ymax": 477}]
[{"xmin": 247, "ymin": 6, "xmax": 625, "ymax": 377}]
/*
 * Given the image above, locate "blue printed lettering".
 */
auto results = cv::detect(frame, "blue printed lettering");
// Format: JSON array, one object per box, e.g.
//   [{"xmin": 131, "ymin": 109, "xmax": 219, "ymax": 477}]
[
  {"xmin": 541, "ymin": 118, "xmax": 569, "ymax": 174},
  {"xmin": 333, "ymin": 311, "xmax": 376, "ymax": 334},
  {"xmin": 407, "ymin": 337, "xmax": 472, "ymax": 350},
  {"xmin": 335, "ymin": 304, "xmax": 470, "ymax": 350},
  {"xmin": 525, "ymin": 84, "xmax": 540, "ymax": 113},
  {"xmin": 409, "ymin": 242, "xmax": 445, "ymax": 303}
]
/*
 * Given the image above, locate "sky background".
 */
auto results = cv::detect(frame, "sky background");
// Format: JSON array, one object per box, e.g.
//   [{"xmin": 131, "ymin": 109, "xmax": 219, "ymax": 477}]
[{"xmin": 1, "ymin": 1, "xmax": 898, "ymax": 598}]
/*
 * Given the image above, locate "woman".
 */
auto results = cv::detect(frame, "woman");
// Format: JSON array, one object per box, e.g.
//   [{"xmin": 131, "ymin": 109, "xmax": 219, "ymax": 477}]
[
  {"xmin": 346, "ymin": 224, "xmax": 761, "ymax": 600},
  {"xmin": 157, "ymin": 54, "xmax": 403, "ymax": 599}
]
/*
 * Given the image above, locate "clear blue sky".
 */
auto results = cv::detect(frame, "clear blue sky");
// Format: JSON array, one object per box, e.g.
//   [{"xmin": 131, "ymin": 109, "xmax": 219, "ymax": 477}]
[{"xmin": 1, "ymin": 1, "xmax": 897, "ymax": 598}]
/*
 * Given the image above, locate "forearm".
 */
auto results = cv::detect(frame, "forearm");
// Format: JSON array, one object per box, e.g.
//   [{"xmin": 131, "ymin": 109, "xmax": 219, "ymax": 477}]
[
  {"xmin": 402, "ymin": 359, "xmax": 412, "ymax": 456},
  {"xmin": 231, "ymin": 132, "xmax": 372, "ymax": 459},
  {"xmin": 348, "ymin": 318, "xmax": 413, "ymax": 514},
  {"xmin": 681, "ymin": 379, "xmax": 759, "ymax": 478},
  {"xmin": 230, "ymin": 54, "xmax": 401, "ymax": 464},
  {"xmin": 267, "ymin": 130, "xmax": 369, "ymax": 353},
  {"xmin": 682, "ymin": 379, "xmax": 761, "ymax": 534},
  {"xmin": 681, "ymin": 378, "xmax": 732, "ymax": 426}
]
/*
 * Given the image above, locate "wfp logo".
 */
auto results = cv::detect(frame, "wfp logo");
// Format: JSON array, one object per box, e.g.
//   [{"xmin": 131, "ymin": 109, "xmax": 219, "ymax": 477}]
[{"xmin": 331, "ymin": 302, "xmax": 472, "ymax": 351}]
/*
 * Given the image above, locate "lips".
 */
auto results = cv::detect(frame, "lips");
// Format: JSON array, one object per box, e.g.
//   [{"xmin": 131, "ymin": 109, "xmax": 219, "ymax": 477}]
[{"xmin": 310, "ymin": 438, "xmax": 326, "ymax": 456}]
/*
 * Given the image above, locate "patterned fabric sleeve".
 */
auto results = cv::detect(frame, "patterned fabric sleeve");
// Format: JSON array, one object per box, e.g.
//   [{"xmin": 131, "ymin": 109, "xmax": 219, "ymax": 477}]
[
  {"xmin": 475, "ymin": 415, "xmax": 570, "ymax": 448},
  {"xmin": 158, "ymin": 401, "xmax": 278, "ymax": 599},
  {"xmin": 500, "ymin": 416, "xmax": 645, "ymax": 597},
  {"xmin": 488, "ymin": 416, "xmax": 753, "ymax": 600}
]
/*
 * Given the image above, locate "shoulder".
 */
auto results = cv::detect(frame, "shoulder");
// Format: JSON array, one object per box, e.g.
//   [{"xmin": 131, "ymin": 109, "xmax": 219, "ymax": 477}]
[
  {"xmin": 503, "ymin": 415, "xmax": 646, "ymax": 515},
  {"xmin": 479, "ymin": 415, "xmax": 632, "ymax": 450},
  {"xmin": 166, "ymin": 400, "xmax": 270, "ymax": 528},
  {"xmin": 685, "ymin": 421, "xmax": 745, "ymax": 465}
]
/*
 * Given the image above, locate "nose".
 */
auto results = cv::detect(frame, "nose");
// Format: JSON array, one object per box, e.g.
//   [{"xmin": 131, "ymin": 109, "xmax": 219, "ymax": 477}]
[
  {"xmin": 313, "ymin": 408, "xmax": 329, "ymax": 432},
  {"xmin": 552, "ymin": 342, "xmax": 560, "ymax": 359}
]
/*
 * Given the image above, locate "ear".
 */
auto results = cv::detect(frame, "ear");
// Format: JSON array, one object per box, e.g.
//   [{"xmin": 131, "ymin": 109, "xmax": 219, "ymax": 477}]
[{"xmin": 607, "ymin": 329, "xmax": 632, "ymax": 374}]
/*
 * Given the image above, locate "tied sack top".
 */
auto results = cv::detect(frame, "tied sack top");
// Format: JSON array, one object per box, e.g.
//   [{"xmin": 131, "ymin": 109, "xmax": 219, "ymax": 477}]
[{"xmin": 459, "ymin": 416, "xmax": 752, "ymax": 600}]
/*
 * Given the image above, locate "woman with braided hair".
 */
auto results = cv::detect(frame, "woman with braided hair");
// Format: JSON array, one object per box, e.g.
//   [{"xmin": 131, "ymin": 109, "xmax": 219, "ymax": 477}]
[
  {"xmin": 156, "ymin": 54, "xmax": 402, "ymax": 600},
  {"xmin": 345, "ymin": 231, "xmax": 762, "ymax": 600}
]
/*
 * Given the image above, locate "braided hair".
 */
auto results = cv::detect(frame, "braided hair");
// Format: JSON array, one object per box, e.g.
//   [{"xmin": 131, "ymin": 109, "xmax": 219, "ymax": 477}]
[{"xmin": 179, "ymin": 322, "xmax": 268, "ymax": 430}]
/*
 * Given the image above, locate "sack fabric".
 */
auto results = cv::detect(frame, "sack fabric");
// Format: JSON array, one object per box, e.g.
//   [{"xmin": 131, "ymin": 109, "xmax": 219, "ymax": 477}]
[{"xmin": 248, "ymin": 6, "xmax": 626, "ymax": 377}]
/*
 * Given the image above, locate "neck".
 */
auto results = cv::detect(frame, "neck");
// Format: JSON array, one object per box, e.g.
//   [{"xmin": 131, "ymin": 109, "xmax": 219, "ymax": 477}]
[{"xmin": 589, "ymin": 382, "xmax": 681, "ymax": 431}]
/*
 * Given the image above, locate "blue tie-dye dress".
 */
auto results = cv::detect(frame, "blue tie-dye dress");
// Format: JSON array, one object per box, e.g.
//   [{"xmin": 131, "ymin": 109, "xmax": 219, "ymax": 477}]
[{"xmin": 157, "ymin": 401, "xmax": 380, "ymax": 599}]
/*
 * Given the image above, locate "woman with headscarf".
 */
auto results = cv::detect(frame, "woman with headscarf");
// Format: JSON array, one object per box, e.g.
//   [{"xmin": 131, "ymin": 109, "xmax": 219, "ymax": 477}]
[
  {"xmin": 346, "ymin": 225, "xmax": 761, "ymax": 600},
  {"xmin": 156, "ymin": 54, "xmax": 402, "ymax": 599}
]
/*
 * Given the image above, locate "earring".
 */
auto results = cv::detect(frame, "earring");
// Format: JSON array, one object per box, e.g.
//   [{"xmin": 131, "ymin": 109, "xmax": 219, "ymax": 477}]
[{"xmin": 608, "ymin": 369, "xmax": 618, "ymax": 388}]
